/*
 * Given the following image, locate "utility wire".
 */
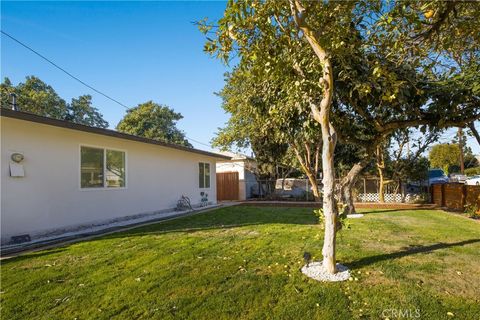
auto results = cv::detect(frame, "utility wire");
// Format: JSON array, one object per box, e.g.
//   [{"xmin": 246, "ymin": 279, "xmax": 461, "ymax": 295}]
[
  {"xmin": 186, "ymin": 137, "xmax": 212, "ymax": 148},
  {"xmin": 1, "ymin": 30, "xmax": 213, "ymax": 149},
  {"xmin": 1, "ymin": 30, "xmax": 130, "ymax": 109}
]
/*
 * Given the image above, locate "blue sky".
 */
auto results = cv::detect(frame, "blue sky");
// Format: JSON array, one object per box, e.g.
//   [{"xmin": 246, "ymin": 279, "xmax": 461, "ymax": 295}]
[
  {"xmin": 1, "ymin": 1, "xmax": 230, "ymax": 151},
  {"xmin": 1, "ymin": 1, "xmax": 478, "ymax": 155}
]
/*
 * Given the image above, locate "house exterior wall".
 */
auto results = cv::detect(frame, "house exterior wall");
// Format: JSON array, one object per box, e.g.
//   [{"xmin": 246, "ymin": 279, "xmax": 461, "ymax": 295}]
[
  {"xmin": 1, "ymin": 117, "xmax": 218, "ymax": 243},
  {"xmin": 245, "ymin": 169, "xmax": 258, "ymax": 199}
]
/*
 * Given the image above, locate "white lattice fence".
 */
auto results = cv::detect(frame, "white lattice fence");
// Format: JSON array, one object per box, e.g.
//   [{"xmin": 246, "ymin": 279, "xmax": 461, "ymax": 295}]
[{"xmin": 358, "ymin": 193, "xmax": 414, "ymax": 203}]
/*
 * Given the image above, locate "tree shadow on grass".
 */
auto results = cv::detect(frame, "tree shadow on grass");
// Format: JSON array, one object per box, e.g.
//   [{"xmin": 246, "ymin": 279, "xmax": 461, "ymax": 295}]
[
  {"xmin": 1, "ymin": 248, "xmax": 67, "ymax": 265},
  {"xmin": 348, "ymin": 239, "xmax": 480, "ymax": 269},
  {"xmin": 2, "ymin": 207, "xmax": 319, "ymax": 258}
]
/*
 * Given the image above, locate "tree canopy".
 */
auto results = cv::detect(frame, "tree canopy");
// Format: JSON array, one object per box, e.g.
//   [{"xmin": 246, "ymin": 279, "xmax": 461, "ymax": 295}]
[
  {"xmin": 1, "ymin": 76, "xmax": 67, "ymax": 119},
  {"xmin": 65, "ymin": 95, "xmax": 109, "ymax": 128},
  {"xmin": 200, "ymin": 0, "xmax": 480, "ymax": 275},
  {"xmin": 1, "ymin": 76, "xmax": 109, "ymax": 128},
  {"xmin": 116, "ymin": 101, "xmax": 192, "ymax": 147},
  {"xmin": 429, "ymin": 143, "xmax": 461, "ymax": 174}
]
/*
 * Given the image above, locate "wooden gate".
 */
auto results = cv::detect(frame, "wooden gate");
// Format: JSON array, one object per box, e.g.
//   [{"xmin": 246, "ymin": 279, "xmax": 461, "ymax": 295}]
[{"xmin": 217, "ymin": 172, "xmax": 239, "ymax": 201}]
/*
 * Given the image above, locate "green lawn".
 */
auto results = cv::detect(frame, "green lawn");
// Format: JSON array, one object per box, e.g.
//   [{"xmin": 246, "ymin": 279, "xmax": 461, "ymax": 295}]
[{"xmin": 1, "ymin": 206, "xmax": 479, "ymax": 320}]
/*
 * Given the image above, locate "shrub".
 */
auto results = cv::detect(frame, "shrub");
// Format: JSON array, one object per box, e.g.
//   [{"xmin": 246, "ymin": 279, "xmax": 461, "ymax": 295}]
[
  {"xmin": 313, "ymin": 204, "xmax": 351, "ymax": 230},
  {"xmin": 464, "ymin": 203, "xmax": 480, "ymax": 219},
  {"xmin": 464, "ymin": 167, "xmax": 480, "ymax": 176}
]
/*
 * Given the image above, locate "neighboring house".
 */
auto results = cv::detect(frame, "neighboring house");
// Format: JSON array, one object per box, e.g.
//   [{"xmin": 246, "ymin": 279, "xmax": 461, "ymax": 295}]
[
  {"xmin": 216, "ymin": 152, "xmax": 258, "ymax": 200},
  {"xmin": 1, "ymin": 109, "xmax": 230, "ymax": 244}
]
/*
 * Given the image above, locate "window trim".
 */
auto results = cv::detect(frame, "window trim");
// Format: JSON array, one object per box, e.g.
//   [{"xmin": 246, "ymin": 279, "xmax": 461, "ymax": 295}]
[
  {"xmin": 79, "ymin": 144, "xmax": 127, "ymax": 191},
  {"xmin": 199, "ymin": 162, "xmax": 211, "ymax": 189}
]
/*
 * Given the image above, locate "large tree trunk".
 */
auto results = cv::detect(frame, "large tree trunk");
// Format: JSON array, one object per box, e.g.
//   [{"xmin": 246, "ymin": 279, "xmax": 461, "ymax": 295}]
[
  {"xmin": 319, "ymin": 115, "xmax": 337, "ymax": 274},
  {"xmin": 291, "ymin": 0, "xmax": 337, "ymax": 274}
]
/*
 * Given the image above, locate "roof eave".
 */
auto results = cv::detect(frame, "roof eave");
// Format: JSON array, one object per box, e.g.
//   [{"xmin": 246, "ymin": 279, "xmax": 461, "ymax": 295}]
[{"xmin": 1, "ymin": 109, "xmax": 231, "ymax": 160}]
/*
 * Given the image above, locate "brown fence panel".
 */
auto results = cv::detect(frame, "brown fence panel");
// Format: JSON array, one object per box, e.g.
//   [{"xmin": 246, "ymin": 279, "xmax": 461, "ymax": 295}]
[
  {"xmin": 217, "ymin": 172, "xmax": 239, "ymax": 201},
  {"xmin": 465, "ymin": 185, "xmax": 480, "ymax": 211},
  {"xmin": 432, "ymin": 183, "xmax": 480, "ymax": 212},
  {"xmin": 444, "ymin": 184, "xmax": 464, "ymax": 210},
  {"xmin": 432, "ymin": 184, "xmax": 443, "ymax": 206}
]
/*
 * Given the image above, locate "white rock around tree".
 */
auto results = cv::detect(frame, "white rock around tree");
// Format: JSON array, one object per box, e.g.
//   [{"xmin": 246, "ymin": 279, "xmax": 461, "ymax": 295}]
[
  {"xmin": 301, "ymin": 261, "xmax": 350, "ymax": 282},
  {"xmin": 347, "ymin": 214, "xmax": 364, "ymax": 218}
]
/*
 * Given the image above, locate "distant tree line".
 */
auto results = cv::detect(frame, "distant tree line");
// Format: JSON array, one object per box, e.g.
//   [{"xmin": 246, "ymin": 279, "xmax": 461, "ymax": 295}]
[{"xmin": 1, "ymin": 76, "xmax": 192, "ymax": 147}]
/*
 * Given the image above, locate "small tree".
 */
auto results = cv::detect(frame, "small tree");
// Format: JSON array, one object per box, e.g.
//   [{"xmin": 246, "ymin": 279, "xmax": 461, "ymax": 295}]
[{"xmin": 429, "ymin": 144, "xmax": 461, "ymax": 174}]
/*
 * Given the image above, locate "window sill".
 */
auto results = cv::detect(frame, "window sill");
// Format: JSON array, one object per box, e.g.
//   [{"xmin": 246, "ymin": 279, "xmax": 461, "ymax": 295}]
[{"xmin": 79, "ymin": 187, "xmax": 127, "ymax": 191}]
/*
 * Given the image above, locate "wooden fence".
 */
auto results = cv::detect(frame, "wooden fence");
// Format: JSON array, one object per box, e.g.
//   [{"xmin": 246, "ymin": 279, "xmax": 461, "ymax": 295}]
[{"xmin": 431, "ymin": 183, "xmax": 480, "ymax": 211}]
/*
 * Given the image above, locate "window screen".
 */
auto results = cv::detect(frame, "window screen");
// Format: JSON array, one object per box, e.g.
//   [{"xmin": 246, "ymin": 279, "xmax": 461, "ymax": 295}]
[
  {"xmin": 106, "ymin": 149, "xmax": 126, "ymax": 188},
  {"xmin": 81, "ymin": 147, "xmax": 104, "ymax": 188},
  {"xmin": 199, "ymin": 162, "xmax": 210, "ymax": 188},
  {"xmin": 81, "ymin": 146, "xmax": 126, "ymax": 188}
]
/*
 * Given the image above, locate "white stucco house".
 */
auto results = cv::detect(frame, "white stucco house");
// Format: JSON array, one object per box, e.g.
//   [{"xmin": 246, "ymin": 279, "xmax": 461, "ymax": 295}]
[
  {"xmin": 1, "ymin": 109, "xmax": 230, "ymax": 245},
  {"xmin": 216, "ymin": 152, "xmax": 259, "ymax": 200}
]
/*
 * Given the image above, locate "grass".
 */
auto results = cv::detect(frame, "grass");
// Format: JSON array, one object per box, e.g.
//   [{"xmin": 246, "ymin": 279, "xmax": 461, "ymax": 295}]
[{"xmin": 1, "ymin": 206, "xmax": 479, "ymax": 319}]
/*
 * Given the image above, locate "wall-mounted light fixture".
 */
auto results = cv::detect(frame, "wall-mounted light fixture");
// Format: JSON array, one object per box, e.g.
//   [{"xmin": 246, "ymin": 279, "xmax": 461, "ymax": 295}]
[
  {"xmin": 9, "ymin": 152, "xmax": 25, "ymax": 177},
  {"xmin": 11, "ymin": 152, "xmax": 24, "ymax": 163}
]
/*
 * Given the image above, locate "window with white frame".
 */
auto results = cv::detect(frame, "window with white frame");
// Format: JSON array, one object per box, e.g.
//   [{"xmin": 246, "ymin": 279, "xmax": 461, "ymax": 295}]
[
  {"xmin": 81, "ymin": 146, "xmax": 126, "ymax": 188},
  {"xmin": 199, "ymin": 162, "xmax": 210, "ymax": 188}
]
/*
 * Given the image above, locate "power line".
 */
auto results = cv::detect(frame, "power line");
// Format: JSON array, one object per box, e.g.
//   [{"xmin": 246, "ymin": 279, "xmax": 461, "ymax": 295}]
[
  {"xmin": 1, "ymin": 30, "xmax": 214, "ymax": 149},
  {"xmin": 1, "ymin": 30, "xmax": 130, "ymax": 109},
  {"xmin": 186, "ymin": 137, "xmax": 212, "ymax": 148}
]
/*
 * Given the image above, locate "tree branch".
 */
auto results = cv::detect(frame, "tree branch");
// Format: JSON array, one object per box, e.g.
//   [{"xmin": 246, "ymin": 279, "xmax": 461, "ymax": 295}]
[
  {"xmin": 414, "ymin": 1, "xmax": 458, "ymax": 41},
  {"xmin": 468, "ymin": 122, "xmax": 480, "ymax": 146}
]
